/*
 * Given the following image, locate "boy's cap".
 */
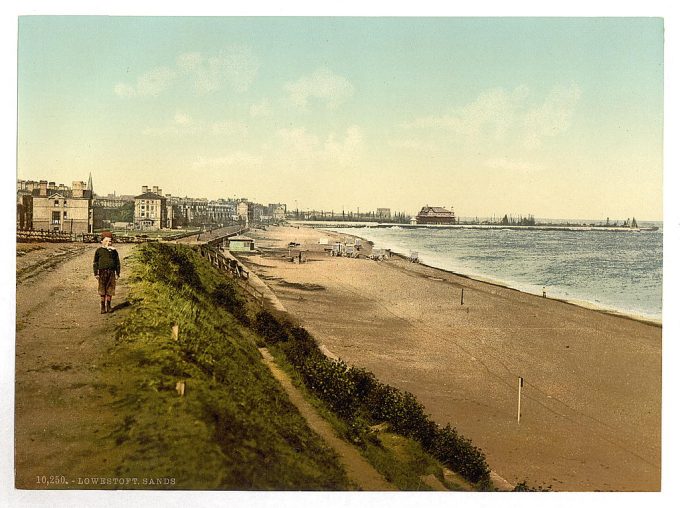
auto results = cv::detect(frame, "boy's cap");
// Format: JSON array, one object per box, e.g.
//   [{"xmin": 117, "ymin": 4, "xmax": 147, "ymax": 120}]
[{"xmin": 101, "ymin": 231, "xmax": 113, "ymax": 239}]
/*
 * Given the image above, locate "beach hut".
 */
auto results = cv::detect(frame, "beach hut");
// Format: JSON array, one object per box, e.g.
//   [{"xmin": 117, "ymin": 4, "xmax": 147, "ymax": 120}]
[{"xmin": 227, "ymin": 236, "xmax": 256, "ymax": 252}]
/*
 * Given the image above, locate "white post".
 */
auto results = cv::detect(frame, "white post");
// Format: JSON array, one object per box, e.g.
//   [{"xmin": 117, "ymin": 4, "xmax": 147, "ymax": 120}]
[{"xmin": 517, "ymin": 376, "xmax": 524, "ymax": 423}]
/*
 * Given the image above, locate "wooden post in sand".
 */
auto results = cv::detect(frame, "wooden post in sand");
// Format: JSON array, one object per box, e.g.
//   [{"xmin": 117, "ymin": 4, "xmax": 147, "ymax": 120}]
[
  {"xmin": 517, "ymin": 377, "xmax": 524, "ymax": 423},
  {"xmin": 460, "ymin": 288, "xmax": 464, "ymax": 305}
]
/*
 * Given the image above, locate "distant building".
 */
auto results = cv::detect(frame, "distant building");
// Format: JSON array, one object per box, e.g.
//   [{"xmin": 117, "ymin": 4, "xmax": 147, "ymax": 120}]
[
  {"xmin": 141, "ymin": 195, "xmax": 237, "ymax": 229},
  {"xmin": 134, "ymin": 186, "xmax": 167, "ymax": 230},
  {"xmin": 376, "ymin": 208, "xmax": 391, "ymax": 220},
  {"xmin": 268, "ymin": 203, "xmax": 287, "ymax": 221},
  {"xmin": 17, "ymin": 179, "xmax": 94, "ymax": 234},
  {"xmin": 236, "ymin": 200, "xmax": 253, "ymax": 224},
  {"xmin": 415, "ymin": 205, "xmax": 456, "ymax": 225},
  {"xmin": 93, "ymin": 193, "xmax": 135, "ymax": 230},
  {"xmin": 253, "ymin": 203, "xmax": 266, "ymax": 221},
  {"xmin": 94, "ymin": 195, "xmax": 133, "ymax": 208}
]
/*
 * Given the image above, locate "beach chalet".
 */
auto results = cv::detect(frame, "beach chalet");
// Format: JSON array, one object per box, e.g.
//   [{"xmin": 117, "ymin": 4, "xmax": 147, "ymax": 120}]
[
  {"xmin": 227, "ymin": 236, "xmax": 256, "ymax": 252},
  {"xmin": 416, "ymin": 205, "xmax": 457, "ymax": 225}
]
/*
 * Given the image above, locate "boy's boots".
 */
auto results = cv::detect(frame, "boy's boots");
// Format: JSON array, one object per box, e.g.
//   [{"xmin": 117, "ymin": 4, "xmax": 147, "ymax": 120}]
[
  {"xmin": 106, "ymin": 301, "xmax": 112, "ymax": 313},
  {"xmin": 100, "ymin": 301, "xmax": 106, "ymax": 314}
]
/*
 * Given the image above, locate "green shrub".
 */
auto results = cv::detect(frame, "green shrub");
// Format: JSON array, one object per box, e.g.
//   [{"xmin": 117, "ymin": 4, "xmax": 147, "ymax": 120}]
[
  {"xmin": 300, "ymin": 357, "xmax": 358, "ymax": 419},
  {"xmin": 258, "ymin": 316, "xmax": 491, "ymax": 485},
  {"xmin": 255, "ymin": 310, "xmax": 290, "ymax": 345},
  {"xmin": 282, "ymin": 326, "xmax": 324, "ymax": 368},
  {"xmin": 430, "ymin": 425, "xmax": 489, "ymax": 484}
]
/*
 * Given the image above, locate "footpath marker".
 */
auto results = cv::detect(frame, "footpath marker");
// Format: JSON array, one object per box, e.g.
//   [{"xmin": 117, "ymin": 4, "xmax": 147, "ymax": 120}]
[{"xmin": 517, "ymin": 376, "xmax": 524, "ymax": 423}]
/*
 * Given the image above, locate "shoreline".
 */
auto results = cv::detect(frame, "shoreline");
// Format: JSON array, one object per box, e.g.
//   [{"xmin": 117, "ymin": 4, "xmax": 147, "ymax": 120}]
[
  {"xmin": 319, "ymin": 227, "xmax": 662, "ymax": 328},
  {"xmin": 291, "ymin": 219, "xmax": 662, "ymax": 233},
  {"xmin": 390, "ymin": 250, "xmax": 662, "ymax": 328},
  {"xmin": 240, "ymin": 224, "xmax": 661, "ymax": 491}
]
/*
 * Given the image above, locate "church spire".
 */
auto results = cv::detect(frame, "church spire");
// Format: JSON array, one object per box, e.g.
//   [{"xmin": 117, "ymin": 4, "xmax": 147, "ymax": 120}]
[{"xmin": 87, "ymin": 173, "xmax": 93, "ymax": 194}]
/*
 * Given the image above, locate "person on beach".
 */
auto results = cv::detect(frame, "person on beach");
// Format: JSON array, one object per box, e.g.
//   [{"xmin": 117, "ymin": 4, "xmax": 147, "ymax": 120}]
[{"xmin": 93, "ymin": 231, "xmax": 121, "ymax": 314}]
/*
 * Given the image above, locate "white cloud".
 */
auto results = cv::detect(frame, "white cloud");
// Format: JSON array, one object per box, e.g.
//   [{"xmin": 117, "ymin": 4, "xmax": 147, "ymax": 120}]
[
  {"xmin": 211, "ymin": 120, "xmax": 248, "ymax": 136},
  {"xmin": 114, "ymin": 83, "xmax": 136, "ymax": 98},
  {"xmin": 177, "ymin": 52, "xmax": 202, "ymax": 72},
  {"xmin": 323, "ymin": 126, "xmax": 363, "ymax": 164},
  {"xmin": 174, "ymin": 112, "xmax": 193, "ymax": 126},
  {"xmin": 402, "ymin": 86, "xmax": 529, "ymax": 139},
  {"xmin": 193, "ymin": 152, "xmax": 263, "ymax": 168},
  {"xmin": 285, "ymin": 68, "xmax": 355, "ymax": 109},
  {"xmin": 136, "ymin": 67, "xmax": 176, "ymax": 96},
  {"xmin": 180, "ymin": 47, "xmax": 260, "ymax": 94},
  {"xmin": 524, "ymin": 83, "xmax": 582, "ymax": 149},
  {"xmin": 142, "ymin": 112, "xmax": 200, "ymax": 136},
  {"xmin": 250, "ymin": 99, "xmax": 272, "ymax": 118},
  {"xmin": 115, "ymin": 47, "xmax": 259, "ymax": 98},
  {"xmin": 401, "ymin": 84, "xmax": 580, "ymax": 150},
  {"xmin": 115, "ymin": 67, "xmax": 176, "ymax": 98},
  {"xmin": 276, "ymin": 125, "xmax": 363, "ymax": 165},
  {"xmin": 143, "ymin": 113, "xmax": 251, "ymax": 138}
]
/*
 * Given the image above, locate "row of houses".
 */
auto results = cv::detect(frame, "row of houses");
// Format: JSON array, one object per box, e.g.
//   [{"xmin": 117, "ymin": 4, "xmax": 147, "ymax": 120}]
[
  {"xmin": 17, "ymin": 178, "xmax": 288, "ymax": 233},
  {"xmin": 133, "ymin": 185, "xmax": 286, "ymax": 230}
]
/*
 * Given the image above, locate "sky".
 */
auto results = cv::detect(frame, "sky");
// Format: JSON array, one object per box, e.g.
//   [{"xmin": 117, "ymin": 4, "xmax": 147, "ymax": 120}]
[{"xmin": 17, "ymin": 16, "xmax": 664, "ymax": 220}]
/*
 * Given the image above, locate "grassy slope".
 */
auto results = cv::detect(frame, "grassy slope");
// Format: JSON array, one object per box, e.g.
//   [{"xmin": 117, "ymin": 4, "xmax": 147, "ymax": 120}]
[
  {"xmin": 105, "ymin": 242, "xmax": 351, "ymax": 489},
  {"xmin": 265, "ymin": 346, "xmax": 474, "ymax": 491}
]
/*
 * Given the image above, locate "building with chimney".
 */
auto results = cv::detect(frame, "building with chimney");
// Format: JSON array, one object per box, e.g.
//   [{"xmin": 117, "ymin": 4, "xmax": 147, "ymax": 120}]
[
  {"xmin": 134, "ymin": 185, "xmax": 168, "ymax": 230},
  {"xmin": 17, "ymin": 179, "xmax": 94, "ymax": 234}
]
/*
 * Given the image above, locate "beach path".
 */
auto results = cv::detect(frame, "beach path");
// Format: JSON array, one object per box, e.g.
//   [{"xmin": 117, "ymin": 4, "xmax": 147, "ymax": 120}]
[
  {"xmin": 241, "ymin": 225, "xmax": 662, "ymax": 492},
  {"xmin": 15, "ymin": 242, "xmax": 135, "ymax": 488},
  {"xmin": 259, "ymin": 348, "xmax": 396, "ymax": 491}
]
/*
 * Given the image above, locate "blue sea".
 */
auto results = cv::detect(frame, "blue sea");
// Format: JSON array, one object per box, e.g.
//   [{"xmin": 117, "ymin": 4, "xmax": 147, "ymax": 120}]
[{"xmin": 326, "ymin": 224, "xmax": 663, "ymax": 322}]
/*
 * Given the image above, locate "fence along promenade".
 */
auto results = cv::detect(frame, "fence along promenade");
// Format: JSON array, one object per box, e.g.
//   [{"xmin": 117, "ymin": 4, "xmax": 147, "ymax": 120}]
[{"xmin": 15, "ymin": 226, "xmax": 240, "ymax": 244}]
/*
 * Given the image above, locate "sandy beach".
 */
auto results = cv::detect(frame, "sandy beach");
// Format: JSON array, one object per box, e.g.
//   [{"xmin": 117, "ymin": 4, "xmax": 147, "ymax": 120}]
[{"xmin": 237, "ymin": 225, "xmax": 661, "ymax": 491}]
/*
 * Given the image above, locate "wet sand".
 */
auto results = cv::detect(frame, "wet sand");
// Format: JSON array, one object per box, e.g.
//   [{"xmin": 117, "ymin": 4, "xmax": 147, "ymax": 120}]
[{"xmin": 238, "ymin": 225, "xmax": 661, "ymax": 491}]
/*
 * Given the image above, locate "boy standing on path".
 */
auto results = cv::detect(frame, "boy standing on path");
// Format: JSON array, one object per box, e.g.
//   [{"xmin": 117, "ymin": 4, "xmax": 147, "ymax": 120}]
[{"xmin": 93, "ymin": 231, "xmax": 121, "ymax": 314}]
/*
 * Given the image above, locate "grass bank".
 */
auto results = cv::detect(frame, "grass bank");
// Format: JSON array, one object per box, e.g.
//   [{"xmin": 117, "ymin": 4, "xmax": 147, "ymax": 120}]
[
  {"xmin": 107, "ymin": 242, "xmax": 501, "ymax": 491},
  {"xmin": 106, "ymin": 242, "xmax": 351, "ymax": 489}
]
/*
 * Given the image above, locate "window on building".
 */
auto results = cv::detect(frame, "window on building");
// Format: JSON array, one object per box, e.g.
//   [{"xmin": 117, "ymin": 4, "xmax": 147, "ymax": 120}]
[
  {"xmin": 51, "ymin": 211, "xmax": 60, "ymax": 224},
  {"xmin": 54, "ymin": 200, "xmax": 59, "ymax": 206},
  {"xmin": 63, "ymin": 200, "xmax": 67, "ymax": 206},
  {"xmin": 63, "ymin": 212, "xmax": 67, "ymax": 219}
]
